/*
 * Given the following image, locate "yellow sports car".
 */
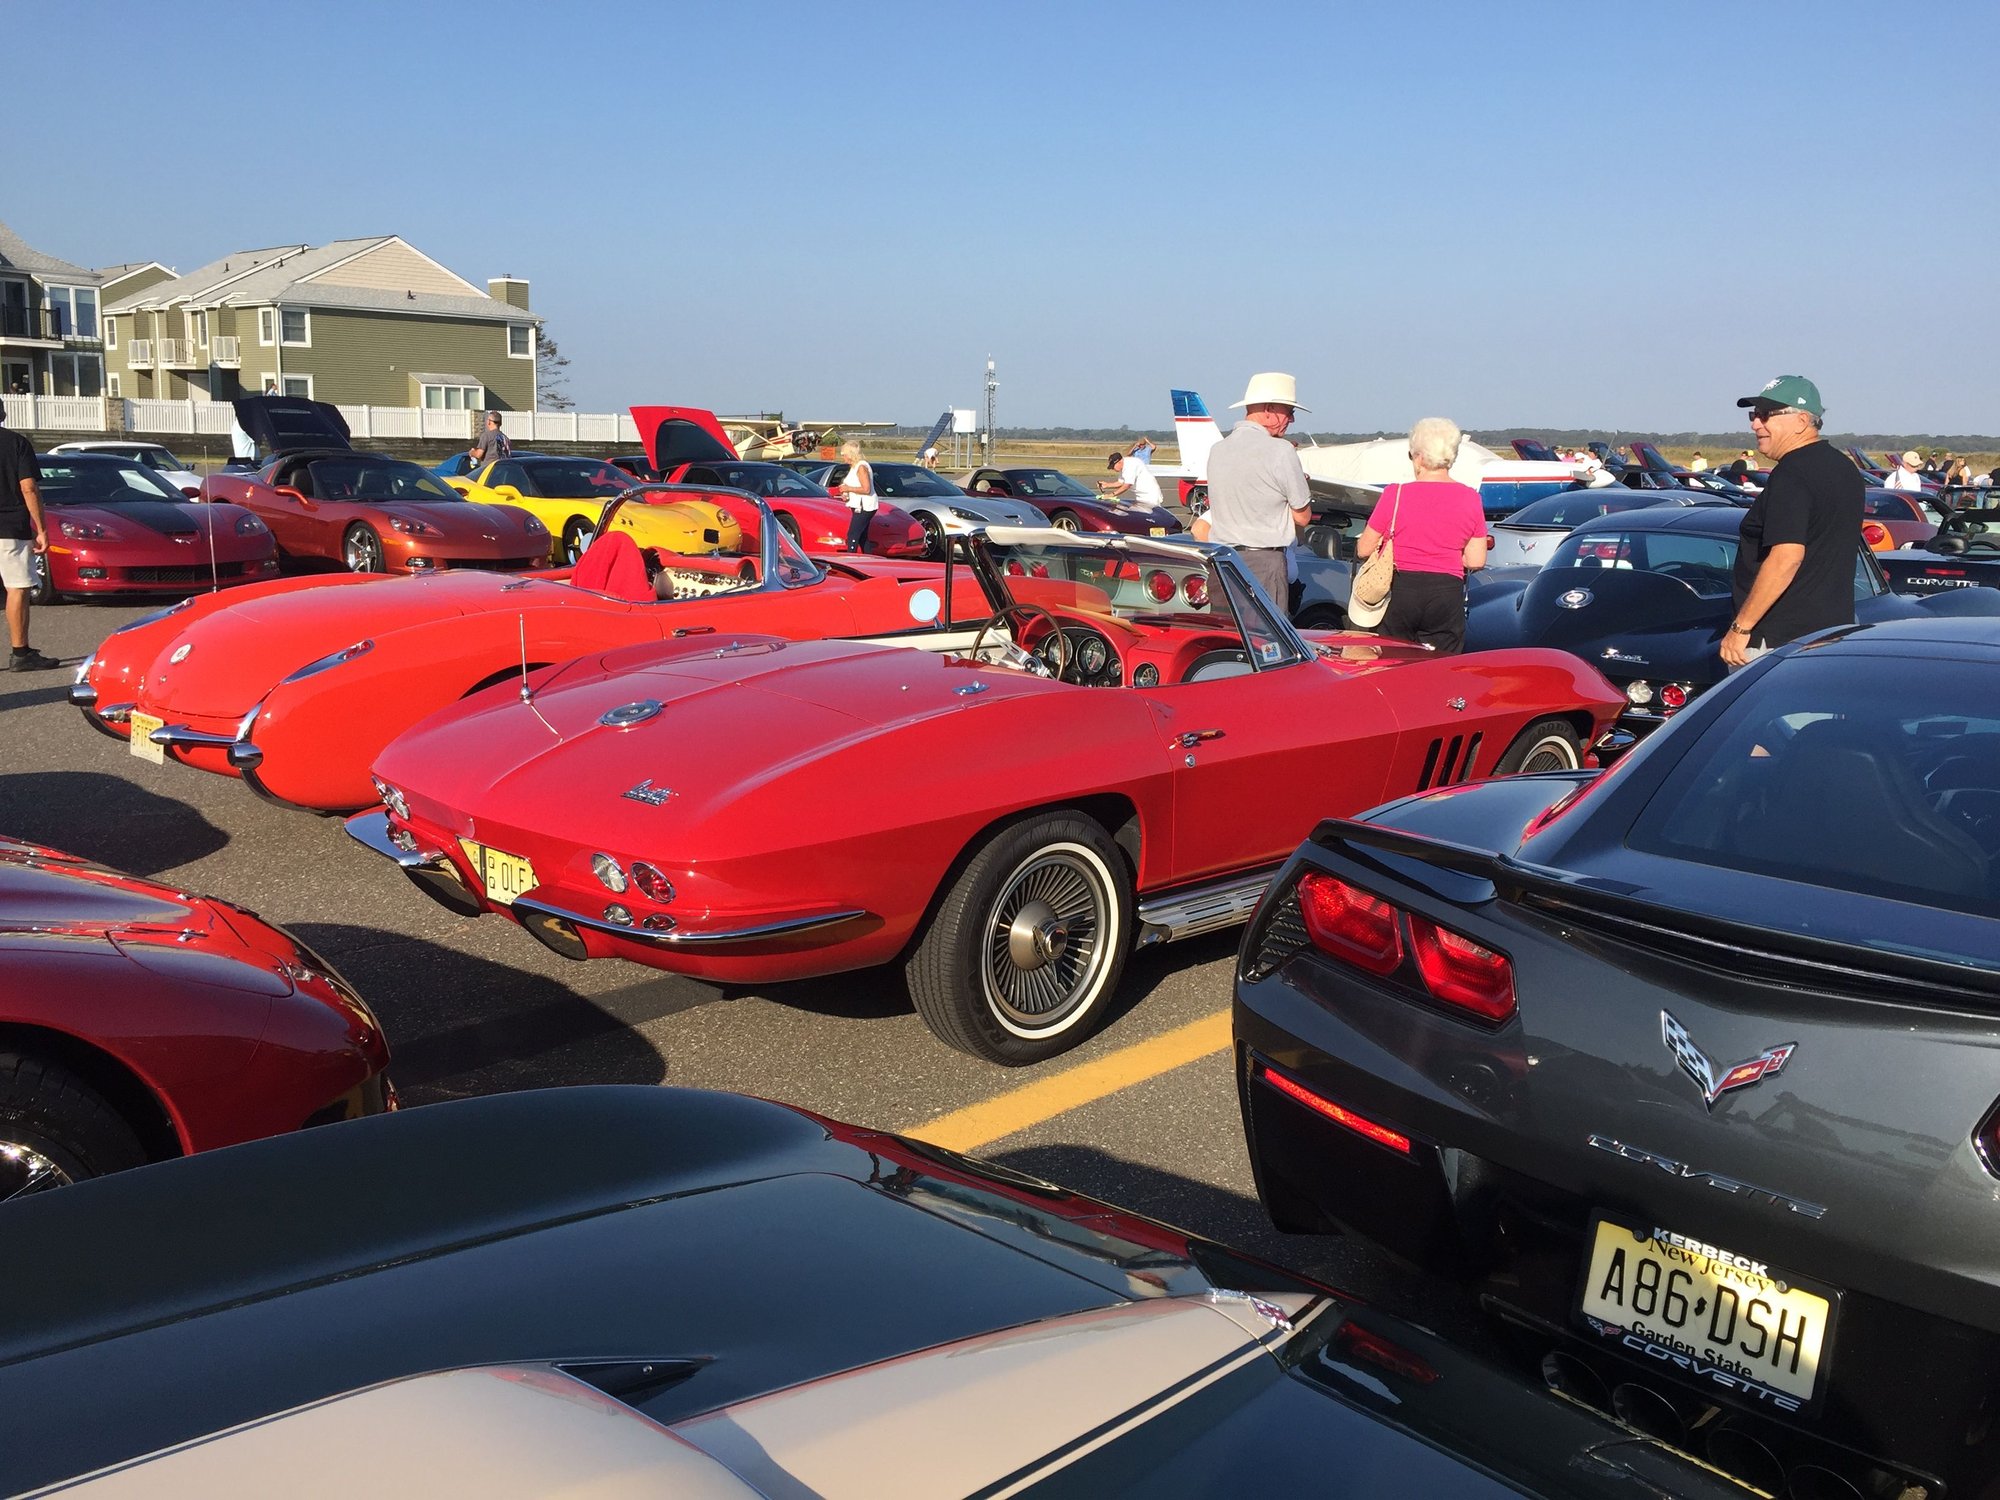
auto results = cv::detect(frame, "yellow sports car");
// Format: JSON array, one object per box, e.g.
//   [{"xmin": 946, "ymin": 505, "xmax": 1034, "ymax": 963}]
[
  {"xmin": 450, "ymin": 455, "xmax": 678, "ymax": 564},
  {"xmin": 596, "ymin": 483, "xmax": 745, "ymax": 561}
]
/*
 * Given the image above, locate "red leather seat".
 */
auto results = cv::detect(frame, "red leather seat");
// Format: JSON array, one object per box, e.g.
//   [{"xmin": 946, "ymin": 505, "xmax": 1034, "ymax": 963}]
[{"xmin": 570, "ymin": 530, "xmax": 652, "ymax": 602}]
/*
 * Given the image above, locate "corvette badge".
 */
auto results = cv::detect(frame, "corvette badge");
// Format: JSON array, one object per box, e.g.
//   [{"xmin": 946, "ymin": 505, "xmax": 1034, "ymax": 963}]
[
  {"xmin": 1661, "ymin": 1011, "xmax": 1795, "ymax": 1109},
  {"xmin": 623, "ymin": 779, "xmax": 674, "ymax": 805},
  {"xmin": 1558, "ymin": 588, "xmax": 1592, "ymax": 609}
]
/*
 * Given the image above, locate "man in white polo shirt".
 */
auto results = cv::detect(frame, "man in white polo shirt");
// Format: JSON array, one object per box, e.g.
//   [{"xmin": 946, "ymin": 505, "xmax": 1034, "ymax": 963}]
[
  {"xmin": 1098, "ymin": 447, "xmax": 1163, "ymax": 511},
  {"xmin": 1883, "ymin": 450, "xmax": 1924, "ymax": 492},
  {"xmin": 1201, "ymin": 371, "xmax": 1311, "ymax": 605}
]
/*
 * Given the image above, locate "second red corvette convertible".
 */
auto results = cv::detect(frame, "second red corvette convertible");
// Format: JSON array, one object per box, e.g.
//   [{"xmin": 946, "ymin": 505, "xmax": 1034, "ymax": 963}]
[{"xmin": 355, "ymin": 528, "xmax": 1625, "ymax": 1063}]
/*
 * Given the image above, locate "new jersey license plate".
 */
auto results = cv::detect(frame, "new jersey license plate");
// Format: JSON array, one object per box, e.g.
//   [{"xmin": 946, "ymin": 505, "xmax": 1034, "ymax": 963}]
[
  {"xmin": 127, "ymin": 710, "xmax": 165, "ymax": 765},
  {"xmin": 458, "ymin": 838, "xmax": 537, "ymax": 905},
  {"xmin": 1577, "ymin": 1218, "xmax": 1835, "ymax": 1411}
]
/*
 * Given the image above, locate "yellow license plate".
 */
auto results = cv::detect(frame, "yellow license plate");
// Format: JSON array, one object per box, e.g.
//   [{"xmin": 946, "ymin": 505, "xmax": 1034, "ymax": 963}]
[
  {"xmin": 457, "ymin": 838, "xmax": 538, "ymax": 905},
  {"xmin": 128, "ymin": 710, "xmax": 165, "ymax": 765},
  {"xmin": 1149, "ymin": 526, "xmax": 1166, "ymax": 536},
  {"xmin": 1578, "ymin": 1219, "xmax": 1832, "ymax": 1407}
]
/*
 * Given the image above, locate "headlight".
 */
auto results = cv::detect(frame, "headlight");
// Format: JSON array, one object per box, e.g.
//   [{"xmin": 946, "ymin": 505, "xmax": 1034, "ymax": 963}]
[
  {"xmin": 235, "ymin": 514, "xmax": 268, "ymax": 535},
  {"xmin": 949, "ymin": 507, "xmax": 980, "ymax": 522},
  {"xmin": 279, "ymin": 638, "xmax": 375, "ymax": 685},
  {"xmin": 113, "ymin": 598, "xmax": 195, "ymax": 634},
  {"xmin": 390, "ymin": 517, "xmax": 435, "ymax": 535},
  {"xmin": 523, "ymin": 516, "xmax": 547, "ymax": 534},
  {"xmin": 60, "ymin": 520, "xmax": 105, "ymax": 540}
]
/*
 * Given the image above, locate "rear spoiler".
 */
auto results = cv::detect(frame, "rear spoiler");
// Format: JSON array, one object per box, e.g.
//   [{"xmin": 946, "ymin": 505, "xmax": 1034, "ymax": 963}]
[{"xmin": 1311, "ymin": 817, "xmax": 2000, "ymax": 1008}]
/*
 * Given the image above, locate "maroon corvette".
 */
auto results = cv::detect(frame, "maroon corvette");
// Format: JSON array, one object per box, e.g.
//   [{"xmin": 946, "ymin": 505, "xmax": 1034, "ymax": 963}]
[
  {"xmin": 0, "ymin": 836, "xmax": 393, "ymax": 1200},
  {"xmin": 204, "ymin": 395, "xmax": 548, "ymax": 575},
  {"xmin": 31, "ymin": 451, "xmax": 278, "ymax": 603}
]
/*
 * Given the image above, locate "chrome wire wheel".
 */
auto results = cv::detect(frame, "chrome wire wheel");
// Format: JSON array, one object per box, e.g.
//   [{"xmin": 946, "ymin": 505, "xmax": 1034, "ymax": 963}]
[
  {"xmin": 979, "ymin": 842, "xmax": 1117, "ymax": 1037},
  {"xmin": 1517, "ymin": 736, "xmax": 1581, "ymax": 773},
  {"xmin": 1497, "ymin": 717, "xmax": 1586, "ymax": 775},
  {"xmin": 0, "ymin": 1140, "xmax": 72, "ymax": 1202}
]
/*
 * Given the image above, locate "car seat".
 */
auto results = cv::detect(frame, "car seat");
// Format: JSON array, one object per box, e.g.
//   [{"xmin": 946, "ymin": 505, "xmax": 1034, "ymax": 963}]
[{"xmin": 570, "ymin": 529, "xmax": 653, "ymax": 602}]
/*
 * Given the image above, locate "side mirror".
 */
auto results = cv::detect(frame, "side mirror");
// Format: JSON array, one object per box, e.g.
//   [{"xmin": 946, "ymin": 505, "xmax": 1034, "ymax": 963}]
[
  {"xmin": 493, "ymin": 485, "xmax": 523, "ymax": 500},
  {"xmin": 181, "ymin": 485, "xmax": 202, "ymax": 499}
]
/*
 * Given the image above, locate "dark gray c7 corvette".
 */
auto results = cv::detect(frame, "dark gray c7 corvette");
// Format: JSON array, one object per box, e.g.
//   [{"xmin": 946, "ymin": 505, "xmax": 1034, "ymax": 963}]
[{"xmin": 1234, "ymin": 616, "xmax": 2000, "ymax": 1499}]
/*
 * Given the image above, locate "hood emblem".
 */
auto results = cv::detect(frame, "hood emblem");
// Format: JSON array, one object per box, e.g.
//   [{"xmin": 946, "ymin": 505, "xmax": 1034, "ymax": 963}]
[
  {"xmin": 173, "ymin": 534, "xmax": 194, "ymax": 544},
  {"xmin": 1558, "ymin": 588, "xmax": 1592, "ymax": 609},
  {"xmin": 599, "ymin": 699, "xmax": 663, "ymax": 728},
  {"xmin": 1662, "ymin": 1011, "xmax": 1795, "ymax": 1109},
  {"xmin": 622, "ymin": 779, "xmax": 674, "ymax": 805},
  {"xmin": 169, "ymin": 643, "xmax": 193, "ymax": 664},
  {"xmin": 1602, "ymin": 647, "xmax": 1646, "ymax": 664}
]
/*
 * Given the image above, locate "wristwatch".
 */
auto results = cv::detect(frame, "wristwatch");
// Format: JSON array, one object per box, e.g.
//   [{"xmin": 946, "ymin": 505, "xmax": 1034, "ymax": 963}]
[{"xmin": 1727, "ymin": 623, "xmax": 1752, "ymax": 635}]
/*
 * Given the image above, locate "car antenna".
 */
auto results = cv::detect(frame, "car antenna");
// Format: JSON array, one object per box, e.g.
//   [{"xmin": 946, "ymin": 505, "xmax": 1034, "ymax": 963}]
[
  {"xmin": 204, "ymin": 481, "xmax": 220, "ymax": 593},
  {"xmin": 519, "ymin": 612, "xmax": 560, "ymax": 739}
]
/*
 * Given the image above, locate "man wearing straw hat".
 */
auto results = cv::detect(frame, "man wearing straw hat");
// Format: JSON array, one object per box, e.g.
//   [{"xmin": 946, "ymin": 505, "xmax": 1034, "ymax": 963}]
[{"xmin": 1202, "ymin": 371, "xmax": 1311, "ymax": 605}]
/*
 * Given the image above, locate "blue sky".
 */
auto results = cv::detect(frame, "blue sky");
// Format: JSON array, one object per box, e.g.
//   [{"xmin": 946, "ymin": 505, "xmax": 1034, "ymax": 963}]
[{"xmin": 11, "ymin": 0, "xmax": 1997, "ymax": 432}]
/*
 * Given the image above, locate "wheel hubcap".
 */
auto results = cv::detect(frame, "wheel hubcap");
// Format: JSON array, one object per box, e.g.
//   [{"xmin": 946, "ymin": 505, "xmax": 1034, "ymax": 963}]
[
  {"xmin": 0, "ymin": 1141, "xmax": 71, "ymax": 1202},
  {"xmin": 983, "ymin": 849, "xmax": 1112, "ymax": 1030}
]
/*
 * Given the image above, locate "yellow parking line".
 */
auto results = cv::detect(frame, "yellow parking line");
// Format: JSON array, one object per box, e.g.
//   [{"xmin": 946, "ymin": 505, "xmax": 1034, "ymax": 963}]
[{"xmin": 911, "ymin": 1010, "xmax": 1233, "ymax": 1153}]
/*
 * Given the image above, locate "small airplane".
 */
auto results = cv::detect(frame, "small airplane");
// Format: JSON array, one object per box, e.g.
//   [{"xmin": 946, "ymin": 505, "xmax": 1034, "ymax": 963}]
[{"xmin": 719, "ymin": 413, "xmax": 896, "ymax": 461}]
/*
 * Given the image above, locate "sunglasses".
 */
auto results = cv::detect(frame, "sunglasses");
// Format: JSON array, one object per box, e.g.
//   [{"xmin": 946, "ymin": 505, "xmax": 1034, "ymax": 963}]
[{"xmin": 1747, "ymin": 406, "xmax": 1790, "ymax": 424}]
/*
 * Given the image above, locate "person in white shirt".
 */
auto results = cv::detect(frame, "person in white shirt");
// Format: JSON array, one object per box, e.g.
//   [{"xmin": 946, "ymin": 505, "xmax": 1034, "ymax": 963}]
[
  {"xmin": 1883, "ymin": 450, "xmax": 1924, "ymax": 492},
  {"xmin": 1099, "ymin": 448, "xmax": 1163, "ymax": 511}
]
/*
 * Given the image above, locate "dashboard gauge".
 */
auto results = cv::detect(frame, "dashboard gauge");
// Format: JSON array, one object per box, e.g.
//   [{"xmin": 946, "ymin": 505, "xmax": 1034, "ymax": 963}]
[
  {"xmin": 1132, "ymin": 662, "xmax": 1159, "ymax": 688},
  {"xmin": 1077, "ymin": 635, "xmax": 1109, "ymax": 678}
]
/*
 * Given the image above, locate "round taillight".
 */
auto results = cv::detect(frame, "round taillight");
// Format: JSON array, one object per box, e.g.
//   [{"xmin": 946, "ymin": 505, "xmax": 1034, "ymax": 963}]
[
  {"xmin": 1861, "ymin": 521, "xmax": 1889, "ymax": 549},
  {"xmin": 630, "ymin": 861, "xmax": 675, "ymax": 903},
  {"xmin": 1660, "ymin": 683, "xmax": 1689, "ymax": 710},
  {"xmin": 1031, "ymin": 562, "xmax": 1049, "ymax": 578},
  {"xmin": 1005, "ymin": 560, "xmax": 1025, "ymax": 576},
  {"xmin": 1625, "ymin": 680, "xmax": 1654, "ymax": 706},
  {"xmin": 1146, "ymin": 569, "xmax": 1176, "ymax": 602},
  {"xmin": 591, "ymin": 853, "xmax": 628, "ymax": 893},
  {"xmin": 1183, "ymin": 574, "xmax": 1209, "ymax": 608}
]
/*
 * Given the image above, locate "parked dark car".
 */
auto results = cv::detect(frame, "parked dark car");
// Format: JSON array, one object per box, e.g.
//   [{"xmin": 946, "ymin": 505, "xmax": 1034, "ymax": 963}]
[
  {"xmin": 0, "ymin": 1086, "xmax": 1745, "ymax": 1497},
  {"xmin": 1234, "ymin": 616, "xmax": 2000, "ymax": 1496},
  {"xmin": 1464, "ymin": 503, "xmax": 2000, "ymax": 742},
  {"xmin": 1874, "ymin": 495, "xmax": 2000, "ymax": 598}
]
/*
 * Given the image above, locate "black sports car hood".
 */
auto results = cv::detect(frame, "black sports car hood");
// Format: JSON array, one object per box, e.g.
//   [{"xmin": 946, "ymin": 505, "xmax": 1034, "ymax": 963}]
[
  {"xmin": 233, "ymin": 394, "xmax": 353, "ymax": 454},
  {"xmin": 69, "ymin": 500, "xmax": 201, "ymax": 537},
  {"xmin": 1474, "ymin": 566, "xmax": 1726, "ymax": 683}
]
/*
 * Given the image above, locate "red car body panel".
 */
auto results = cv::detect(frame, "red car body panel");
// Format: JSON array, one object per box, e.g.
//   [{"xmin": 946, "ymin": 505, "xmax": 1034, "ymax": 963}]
[
  {"xmin": 42, "ymin": 500, "xmax": 280, "ymax": 598},
  {"xmin": 1862, "ymin": 489, "xmax": 1937, "ymax": 551},
  {"xmin": 75, "ymin": 502, "xmax": 991, "ymax": 813},
  {"xmin": 962, "ymin": 468, "xmax": 1184, "ymax": 537},
  {"xmin": 202, "ymin": 463, "xmax": 547, "ymax": 575},
  {"xmin": 0, "ymin": 837, "xmax": 391, "ymax": 1160},
  {"xmin": 367, "ymin": 621, "xmax": 1622, "ymax": 991}
]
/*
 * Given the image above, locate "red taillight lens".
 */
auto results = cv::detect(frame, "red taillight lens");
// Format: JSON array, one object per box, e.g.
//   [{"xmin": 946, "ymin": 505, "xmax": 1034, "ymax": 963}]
[
  {"xmin": 1861, "ymin": 521, "xmax": 1889, "ymax": 549},
  {"xmin": 1183, "ymin": 573, "xmax": 1208, "ymax": 607},
  {"xmin": 1408, "ymin": 918, "xmax": 1515, "ymax": 1022},
  {"xmin": 1031, "ymin": 562, "xmax": 1049, "ymax": 578},
  {"xmin": 1005, "ymin": 560, "xmax": 1025, "ymax": 576},
  {"xmin": 1297, "ymin": 872, "xmax": 1402, "ymax": 975},
  {"xmin": 1259, "ymin": 1067, "xmax": 1412, "ymax": 1154},
  {"xmin": 1660, "ymin": 682, "xmax": 1688, "ymax": 710},
  {"xmin": 1146, "ymin": 569, "xmax": 1176, "ymax": 602}
]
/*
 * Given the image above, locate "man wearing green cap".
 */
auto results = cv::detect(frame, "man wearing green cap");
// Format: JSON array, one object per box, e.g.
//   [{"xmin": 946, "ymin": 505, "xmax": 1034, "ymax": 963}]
[{"xmin": 1723, "ymin": 375, "xmax": 1863, "ymax": 668}]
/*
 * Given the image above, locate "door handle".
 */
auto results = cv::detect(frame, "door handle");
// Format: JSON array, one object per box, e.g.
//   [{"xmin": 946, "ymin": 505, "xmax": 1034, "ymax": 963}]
[{"xmin": 1179, "ymin": 729, "xmax": 1225, "ymax": 748}]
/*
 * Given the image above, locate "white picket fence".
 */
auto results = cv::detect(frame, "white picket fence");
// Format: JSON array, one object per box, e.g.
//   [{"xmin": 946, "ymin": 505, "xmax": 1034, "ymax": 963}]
[
  {"xmin": 2, "ymin": 395, "xmax": 110, "ymax": 432},
  {"xmin": 114, "ymin": 399, "xmax": 640, "ymax": 445}
]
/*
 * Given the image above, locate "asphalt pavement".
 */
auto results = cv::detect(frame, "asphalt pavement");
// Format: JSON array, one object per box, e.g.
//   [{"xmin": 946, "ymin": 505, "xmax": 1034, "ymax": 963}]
[{"xmin": 4, "ymin": 591, "xmax": 1478, "ymax": 1340}]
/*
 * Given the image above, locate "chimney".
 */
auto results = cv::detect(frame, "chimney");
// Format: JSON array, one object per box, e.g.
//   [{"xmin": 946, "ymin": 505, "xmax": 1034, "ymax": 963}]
[{"xmin": 488, "ymin": 277, "xmax": 531, "ymax": 311}]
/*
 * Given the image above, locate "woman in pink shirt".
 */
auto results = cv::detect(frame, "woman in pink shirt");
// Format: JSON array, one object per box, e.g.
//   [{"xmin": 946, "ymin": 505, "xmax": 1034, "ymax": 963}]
[{"xmin": 1354, "ymin": 417, "xmax": 1489, "ymax": 653}]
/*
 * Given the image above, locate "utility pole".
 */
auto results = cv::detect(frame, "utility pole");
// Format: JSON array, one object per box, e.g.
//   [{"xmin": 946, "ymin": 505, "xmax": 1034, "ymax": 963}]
[{"xmin": 983, "ymin": 356, "xmax": 997, "ymax": 466}]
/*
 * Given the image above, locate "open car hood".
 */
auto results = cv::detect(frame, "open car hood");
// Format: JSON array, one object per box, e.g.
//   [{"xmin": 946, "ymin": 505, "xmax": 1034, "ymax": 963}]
[
  {"xmin": 631, "ymin": 405, "xmax": 739, "ymax": 473},
  {"xmin": 232, "ymin": 395, "xmax": 353, "ymax": 455}
]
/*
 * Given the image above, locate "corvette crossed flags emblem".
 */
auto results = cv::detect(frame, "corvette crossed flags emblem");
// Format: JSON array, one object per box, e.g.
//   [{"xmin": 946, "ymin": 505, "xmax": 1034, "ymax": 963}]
[{"xmin": 1660, "ymin": 1011, "xmax": 1796, "ymax": 1109}]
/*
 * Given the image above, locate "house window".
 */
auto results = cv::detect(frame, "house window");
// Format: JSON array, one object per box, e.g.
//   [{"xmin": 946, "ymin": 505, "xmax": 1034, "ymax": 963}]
[
  {"xmin": 108, "ymin": 373, "xmax": 120, "ymax": 397},
  {"xmin": 49, "ymin": 352, "xmax": 102, "ymax": 397},
  {"xmin": 422, "ymin": 383, "xmax": 482, "ymax": 409},
  {"xmin": 74, "ymin": 288, "xmax": 97, "ymax": 338},
  {"xmin": 187, "ymin": 310, "xmax": 207, "ymax": 347},
  {"xmin": 281, "ymin": 374, "xmax": 313, "ymax": 398},
  {"xmin": 45, "ymin": 287, "xmax": 99, "ymax": 339},
  {"xmin": 280, "ymin": 309, "xmax": 309, "ymax": 346},
  {"xmin": 46, "ymin": 286, "xmax": 71, "ymax": 336},
  {"xmin": 104, "ymin": 316, "xmax": 116, "ymax": 349},
  {"xmin": 507, "ymin": 323, "xmax": 531, "ymax": 359},
  {"xmin": 259, "ymin": 308, "xmax": 276, "ymax": 346}
]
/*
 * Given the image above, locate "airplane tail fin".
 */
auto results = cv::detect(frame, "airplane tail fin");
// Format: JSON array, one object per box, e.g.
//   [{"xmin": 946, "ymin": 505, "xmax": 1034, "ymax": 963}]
[{"xmin": 1170, "ymin": 389, "xmax": 1223, "ymax": 480}]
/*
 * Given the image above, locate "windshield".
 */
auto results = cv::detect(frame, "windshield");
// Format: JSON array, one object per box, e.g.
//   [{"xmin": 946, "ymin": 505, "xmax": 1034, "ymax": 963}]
[
  {"xmin": 1861, "ymin": 492, "xmax": 1922, "ymax": 521},
  {"xmin": 1000, "ymin": 468, "xmax": 1095, "ymax": 499},
  {"xmin": 519, "ymin": 458, "xmax": 633, "ymax": 498},
  {"xmin": 595, "ymin": 488, "xmax": 822, "ymax": 602},
  {"xmin": 699, "ymin": 463, "xmax": 832, "ymax": 500},
  {"xmin": 1630, "ymin": 655, "xmax": 1999, "ymax": 916},
  {"xmin": 1546, "ymin": 528, "xmax": 1737, "ymax": 599},
  {"xmin": 1505, "ymin": 493, "xmax": 1651, "ymax": 528},
  {"xmin": 35, "ymin": 458, "xmax": 187, "ymax": 505},
  {"xmin": 302, "ymin": 459, "xmax": 462, "ymax": 502},
  {"xmin": 873, "ymin": 464, "xmax": 963, "ymax": 499}
]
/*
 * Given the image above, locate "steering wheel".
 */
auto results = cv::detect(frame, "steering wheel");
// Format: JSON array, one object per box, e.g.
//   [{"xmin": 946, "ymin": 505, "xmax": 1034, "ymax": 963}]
[{"xmin": 970, "ymin": 604, "xmax": 1068, "ymax": 679}]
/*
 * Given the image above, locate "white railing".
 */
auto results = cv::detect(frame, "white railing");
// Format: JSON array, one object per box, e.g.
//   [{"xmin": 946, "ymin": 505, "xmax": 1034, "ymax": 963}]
[
  {"xmin": 1, "ymin": 395, "xmax": 110, "ymax": 431},
  {"xmin": 212, "ymin": 336, "xmax": 240, "ymax": 366},
  {"xmin": 157, "ymin": 339, "xmax": 198, "ymax": 367},
  {"xmin": 127, "ymin": 339, "xmax": 154, "ymax": 368},
  {"xmin": 121, "ymin": 399, "xmax": 640, "ymax": 446}
]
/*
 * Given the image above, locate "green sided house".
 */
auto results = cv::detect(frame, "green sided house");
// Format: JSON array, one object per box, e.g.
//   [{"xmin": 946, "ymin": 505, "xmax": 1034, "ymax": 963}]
[
  {"xmin": 0, "ymin": 220, "xmax": 171, "ymax": 398},
  {"xmin": 102, "ymin": 235, "xmax": 540, "ymax": 413}
]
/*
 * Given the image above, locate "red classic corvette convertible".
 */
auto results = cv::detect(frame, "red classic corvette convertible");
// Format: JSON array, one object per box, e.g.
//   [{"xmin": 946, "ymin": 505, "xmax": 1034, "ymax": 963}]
[
  {"xmin": 0, "ymin": 836, "xmax": 392, "ymax": 1199},
  {"xmin": 31, "ymin": 451, "xmax": 279, "ymax": 603},
  {"xmin": 354, "ymin": 528, "xmax": 1625, "ymax": 1063},
  {"xmin": 73, "ymin": 489, "xmax": 987, "ymax": 813},
  {"xmin": 205, "ymin": 396, "xmax": 549, "ymax": 575}
]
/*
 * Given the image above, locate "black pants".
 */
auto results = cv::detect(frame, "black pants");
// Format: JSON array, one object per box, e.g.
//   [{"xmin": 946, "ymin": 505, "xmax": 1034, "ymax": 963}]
[
  {"xmin": 1377, "ymin": 569, "xmax": 1467, "ymax": 654},
  {"xmin": 844, "ymin": 506, "xmax": 872, "ymax": 552}
]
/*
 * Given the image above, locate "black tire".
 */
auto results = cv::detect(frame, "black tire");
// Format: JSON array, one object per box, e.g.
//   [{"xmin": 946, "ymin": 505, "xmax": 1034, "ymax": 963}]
[
  {"xmin": 1496, "ymin": 717, "xmax": 1584, "ymax": 775},
  {"xmin": 342, "ymin": 524, "xmax": 384, "ymax": 573},
  {"xmin": 1295, "ymin": 605, "xmax": 1345, "ymax": 631},
  {"xmin": 775, "ymin": 511, "xmax": 803, "ymax": 546},
  {"xmin": 27, "ymin": 552, "xmax": 55, "ymax": 606},
  {"xmin": 917, "ymin": 511, "xmax": 947, "ymax": 559},
  {"xmin": 906, "ymin": 813, "xmax": 1132, "ymax": 1064},
  {"xmin": 0, "ymin": 1052, "xmax": 147, "ymax": 1201},
  {"xmin": 561, "ymin": 517, "xmax": 596, "ymax": 565},
  {"xmin": 1050, "ymin": 510, "xmax": 1082, "ymax": 533}
]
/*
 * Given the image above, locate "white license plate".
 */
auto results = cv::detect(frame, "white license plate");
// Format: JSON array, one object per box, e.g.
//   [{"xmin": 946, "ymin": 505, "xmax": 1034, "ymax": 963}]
[
  {"xmin": 1578, "ymin": 1218, "xmax": 1833, "ymax": 1408},
  {"xmin": 128, "ymin": 710, "xmax": 165, "ymax": 764},
  {"xmin": 457, "ymin": 838, "xmax": 537, "ymax": 905}
]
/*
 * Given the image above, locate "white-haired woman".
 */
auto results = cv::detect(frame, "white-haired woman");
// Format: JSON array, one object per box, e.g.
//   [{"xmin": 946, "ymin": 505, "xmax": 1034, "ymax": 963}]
[
  {"xmin": 837, "ymin": 439, "xmax": 875, "ymax": 552},
  {"xmin": 1353, "ymin": 417, "xmax": 1488, "ymax": 653}
]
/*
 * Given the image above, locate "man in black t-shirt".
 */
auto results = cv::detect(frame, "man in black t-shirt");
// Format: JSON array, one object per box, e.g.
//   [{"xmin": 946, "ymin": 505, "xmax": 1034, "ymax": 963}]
[
  {"xmin": 0, "ymin": 408, "xmax": 59, "ymax": 672},
  {"xmin": 1724, "ymin": 375, "xmax": 1863, "ymax": 669}
]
